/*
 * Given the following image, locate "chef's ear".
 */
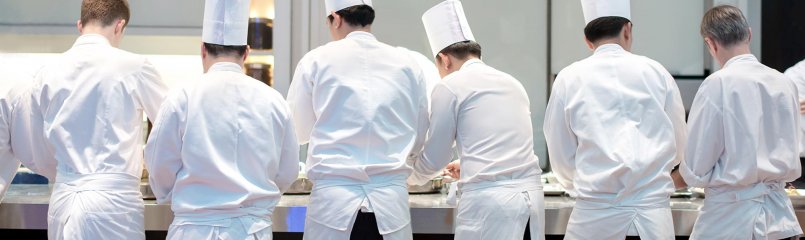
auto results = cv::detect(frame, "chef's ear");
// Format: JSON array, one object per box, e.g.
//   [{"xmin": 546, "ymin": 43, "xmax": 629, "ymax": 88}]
[
  {"xmin": 584, "ymin": 37, "xmax": 594, "ymax": 51},
  {"xmin": 77, "ymin": 20, "xmax": 83, "ymax": 34},
  {"xmin": 438, "ymin": 53, "xmax": 451, "ymax": 70},
  {"xmin": 114, "ymin": 19, "xmax": 127, "ymax": 35},
  {"xmin": 331, "ymin": 13, "xmax": 343, "ymax": 29},
  {"xmin": 242, "ymin": 45, "xmax": 251, "ymax": 62}
]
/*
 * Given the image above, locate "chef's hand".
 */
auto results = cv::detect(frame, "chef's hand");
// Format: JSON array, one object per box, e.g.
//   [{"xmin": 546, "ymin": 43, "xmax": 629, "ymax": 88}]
[
  {"xmin": 800, "ymin": 99, "xmax": 805, "ymax": 114},
  {"xmin": 671, "ymin": 169, "xmax": 687, "ymax": 190},
  {"xmin": 443, "ymin": 161, "xmax": 460, "ymax": 179}
]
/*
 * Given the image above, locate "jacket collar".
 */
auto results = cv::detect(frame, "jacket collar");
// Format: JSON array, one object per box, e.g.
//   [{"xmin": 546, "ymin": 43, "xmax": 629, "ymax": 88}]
[
  {"xmin": 208, "ymin": 62, "xmax": 244, "ymax": 73},
  {"xmin": 593, "ymin": 43, "xmax": 627, "ymax": 56},
  {"xmin": 723, "ymin": 54, "xmax": 758, "ymax": 69},
  {"xmin": 72, "ymin": 34, "xmax": 112, "ymax": 47},
  {"xmin": 459, "ymin": 58, "xmax": 484, "ymax": 71},
  {"xmin": 345, "ymin": 31, "xmax": 377, "ymax": 41}
]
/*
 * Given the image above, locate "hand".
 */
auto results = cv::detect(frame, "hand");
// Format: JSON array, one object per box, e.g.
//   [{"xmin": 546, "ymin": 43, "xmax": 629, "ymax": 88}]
[
  {"xmin": 442, "ymin": 160, "xmax": 460, "ymax": 179},
  {"xmin": 800, "ymin": 99, "xmax": 805, "ymax": 114},
  {"xmin": 671, "ymin": 169, "xmax": 687, "ymax": 190}
]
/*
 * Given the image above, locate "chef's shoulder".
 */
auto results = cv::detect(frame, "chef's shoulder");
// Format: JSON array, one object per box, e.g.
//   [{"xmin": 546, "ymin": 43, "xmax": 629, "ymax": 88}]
[
  {"xmin": 785, "ymin": 59, "xmax": 805, "ymax": 80},
  {"xmin": 105, "ymin": 47, "xmax": 158, "ymax": 76}
]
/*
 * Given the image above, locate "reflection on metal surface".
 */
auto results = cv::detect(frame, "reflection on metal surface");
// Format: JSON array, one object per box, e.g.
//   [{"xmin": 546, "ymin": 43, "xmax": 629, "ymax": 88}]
[
  {"xmin": 5, "ymin": 184, "xmax": 805, "ymax": 235},
  {"xmin": 284, "ymin": 178, "xmax": 312, "ymax": 195}
]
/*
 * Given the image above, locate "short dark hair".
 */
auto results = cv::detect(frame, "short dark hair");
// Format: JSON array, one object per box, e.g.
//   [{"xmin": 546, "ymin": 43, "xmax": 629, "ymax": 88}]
[
  {"xmin": 327, "ymin": 5, "xmax": 375, "ymax": 27},
  {"xmin": 80, "ymin": 0, "xmax": 131, "ymax": 27},
  {"xmin": 436, "ymin": 41, "xmax": 482, "ymax": 63},
  {"xmin": 584, "ymin": 16, "xmax": 631, "ymax": 43},
  {"xmin": 203, "ymin": 43, "xmax": 248, "ymax": 58},
  {"xmin": 701, "ymin": 5, "xmax": 750, "ymax": 47}
]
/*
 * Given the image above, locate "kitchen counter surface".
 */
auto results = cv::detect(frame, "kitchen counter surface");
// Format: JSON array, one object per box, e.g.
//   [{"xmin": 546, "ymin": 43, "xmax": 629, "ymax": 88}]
[{"xmin": 3, "ymin": 184, "xmax": 805, "ymax": 235}]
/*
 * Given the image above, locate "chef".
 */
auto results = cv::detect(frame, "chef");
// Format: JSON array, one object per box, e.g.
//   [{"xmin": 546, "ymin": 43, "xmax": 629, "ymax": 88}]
[
  {"xmin": 408, "ymin": 1, "xmax": 544, "ymax": 239},
  {"xmin": 28, "ymin": 0, "xmax": 170, "ymax": 239},
  {"xmin": 675, "ymin": 5, "xmax": 803, "ymax": 239},
  {"xmin": 144, "ymin": 0, "xmax": 299, "ymax": 239},
  {"xmin": 785, "ymin": 59, "xmax": 805, "ymax": 161},
  {"xmin": 543, "ymin": 0, "xmax": 686, "ymax": 239},
  {"xmin": 286, "ymin": 0, "xmax": 428, "ymax": 238}
]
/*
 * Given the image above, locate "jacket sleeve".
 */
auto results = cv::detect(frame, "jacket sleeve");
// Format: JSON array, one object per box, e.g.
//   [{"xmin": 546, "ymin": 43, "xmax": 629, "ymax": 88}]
[
  {"xmin": 543, "ymin": 78, "xmax": 578, "ymax": 195},
  {"xmin": 12, "ymin": 80, "xmax": 56, "ymax": 180},
  {"xmin": 275, "ymin": 103, "xmax": 300, "ymax": 193},
  {"xmin": 408, "ymin": 64, "xmax": 430, "ymax": 168},
  {"xmin": 144, "ymin": 96, "xmax": 185, "ymax": 204},
  {"xmin": 134, "ymin": 61, "xmax": 170, "ymax": 122},
  {"xmin": 408, "ymin": 84, "xmax": 457, "ymax": 186},
  {"xmin": 286, "ymin": 57, "xmax": 316, "ymax": 145},
  {"xmin": 679, "ymin": 79, "xmax": 724, "ymax": 188},
  {"xmin": 0, "ymin": 103, "xmax": 20, "ymax": 201},
  {"xmin": 663, "ymin": 71, "xmax": 687, "ymax": 166}
]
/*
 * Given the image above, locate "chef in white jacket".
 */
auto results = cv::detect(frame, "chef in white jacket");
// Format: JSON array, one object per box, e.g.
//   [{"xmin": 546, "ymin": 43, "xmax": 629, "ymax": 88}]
[
  {"xmin": 676, "ymin": 5, "xmax": 803, "ymax": 239},
  {"xmin": 785, "ymin": 59, "xmax": 805, "ymax": 158},
  {"xmin": 286, "ymin": 0, "xmax": 428, "ymax": 239},
  {"xmin": 145, "ymin": 1, "xmax": 299, "ymax": 239},
  {"xmin": 543, "ymin": 0, "xmax": 686, "ymax": 239},
  {"xmin": 408, "ymin": 1, "xmax": 544, "ymax": 239},
  {"xmin": 28, "ymin": 0, "xmax": 170, "ymax": 239}
]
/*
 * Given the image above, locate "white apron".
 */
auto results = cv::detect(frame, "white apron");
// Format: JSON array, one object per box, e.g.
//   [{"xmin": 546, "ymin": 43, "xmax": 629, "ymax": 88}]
[
  {"xmin": 690, "ymin": 182, "xmax": 802, "ymax": 240},
  {"xmin": 168, "ymin": 216, "xmax": 272, "ymax": 240},
  {"xmin": 303, "ymin": 176, "xmax": 412, "ymax": 240},
  {"xmin": 47, "ymin": 173, "xmax": 144, "ymax": 240},
  {"xmin": 564, "ymin": 203, "xmax": 673, "ymax": 240},
  {"xmin": 455, "ymin": 178, "xmax": 545, "ymax": 240}
]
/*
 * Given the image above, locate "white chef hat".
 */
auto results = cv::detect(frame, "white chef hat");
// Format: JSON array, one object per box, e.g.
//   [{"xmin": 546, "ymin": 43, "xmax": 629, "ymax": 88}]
[
  {"xmin": 422, "ymin": 0, "xmax": 476, "ymax": 58},
  {"xmin": 202, "ymin": 0, "xmax": 251, "ymax": 46},
  {"xmin": 325, "ymin": 0, "xmax": 373, "ymax": 17},
  {"xmin": 581, "ymin": 0, "xmax": 631, "ymax": 25}
]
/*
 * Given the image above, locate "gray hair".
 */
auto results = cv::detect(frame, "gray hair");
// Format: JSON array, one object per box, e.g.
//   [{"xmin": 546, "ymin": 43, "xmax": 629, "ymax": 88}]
[{"xmin": 701, "ymin": 5, "xmax": 750, "ymax": 47}]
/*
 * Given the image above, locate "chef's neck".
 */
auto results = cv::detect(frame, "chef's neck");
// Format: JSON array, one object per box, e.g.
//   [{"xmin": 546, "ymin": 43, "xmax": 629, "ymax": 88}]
[
  {"xmin": 591, "ymin": 38, "xmax": 632, "ymax": 52},
  {"xmin": 331, "ymin": 26, "xmax": 372, "ymax": 41},
  {"xmin": 78, "ymin": 20, "xmax": 126, "ymax": 48},
  {"xmin": 437, "ymin": 55, "xmax": 480, "ymax": 78},
  {"xmin": 202, "ymin": 56, "xmax": 246, "ymax": 73},
  {"xmin": 711, "ymin": 41, "xmax": 752, "ymax": 68}
]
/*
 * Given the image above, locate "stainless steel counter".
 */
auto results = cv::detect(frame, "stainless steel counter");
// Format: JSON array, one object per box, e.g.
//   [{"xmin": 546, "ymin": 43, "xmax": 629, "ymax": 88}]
[{"xmin": 2, "ymin": 184, "xmax": 805, "ymax": 235}]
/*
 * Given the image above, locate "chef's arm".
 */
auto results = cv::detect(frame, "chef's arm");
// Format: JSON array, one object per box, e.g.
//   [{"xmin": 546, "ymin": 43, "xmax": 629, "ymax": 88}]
[
  {"xmin": 664, "ymin": 73, "xmax": 687, "ymax": 166},
  {"xmin": 409, "ymin": 70, "xmax": 430, "ymax": 162},
  {"xmin": 11, "ymin": 85, "xmax": 56, "ymax": 180},
  {"xmin": 0, "ymin": 112, "xmax": 20, "ymax": 201},
  {"xmin": 679, "ymin": 85, "xmax": 723, "ymax": 188},
  {"xmin": 544, "ymin": 80, "xmax": 578, "ymax": 193},
  {"xmin": 144, "ymin": 99, "xmax": 185, "ymax": 204},
  {"xmin": 408, "ymin": 85, "xmax": 457, "ymax": 186},
  {"xmin": 286, "ymin": 59, "xmax": 316, "ymax": 145},
  {"xmin": 275, "ymin": 111, "xmax": 300, "ymax": 193},
  {"xmin": 135, "ymin": 61, "xmax": 170, "ymax": 122}
]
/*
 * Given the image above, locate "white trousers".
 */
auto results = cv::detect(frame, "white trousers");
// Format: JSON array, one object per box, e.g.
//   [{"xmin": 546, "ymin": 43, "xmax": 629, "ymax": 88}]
[{"xmin": 454, "ymin": 187, "xmax": 545, "ymax": 240}]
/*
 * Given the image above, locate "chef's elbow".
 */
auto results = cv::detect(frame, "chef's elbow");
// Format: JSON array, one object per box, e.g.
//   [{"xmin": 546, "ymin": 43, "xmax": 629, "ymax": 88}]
[{"xmin": 678, "ymin": 165, "xmax": 710, "ymax": 188}]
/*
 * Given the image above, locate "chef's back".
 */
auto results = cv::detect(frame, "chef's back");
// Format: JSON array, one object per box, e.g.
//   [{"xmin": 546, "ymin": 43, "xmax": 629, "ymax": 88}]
[
  {"xmin": 289, "ymin": 36, "xmax": 428, "ymax": 183},
  {"xmin": 547, "ymin": 47, "xmax": 685, "ymax": 205}
]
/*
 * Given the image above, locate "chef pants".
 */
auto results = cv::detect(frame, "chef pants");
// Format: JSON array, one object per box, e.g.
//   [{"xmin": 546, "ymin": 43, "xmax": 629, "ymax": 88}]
[
  {"xmin": 454, "ymin": 178, "xmax": 544, "ymax": 240},
  {"xmin": 47, "ymin": 173, "xmax": 144, "ymax": 240},
  {"xmin": 167, "ymin": 216, "xmax": 273, "ymax": 240},
  {"xmin": 304, "ymin": 209, "xmax": 412, "ymax": 240},
  {"xmin": 690, "ymin": 182, "xmax": 803, "ymax": 240}
]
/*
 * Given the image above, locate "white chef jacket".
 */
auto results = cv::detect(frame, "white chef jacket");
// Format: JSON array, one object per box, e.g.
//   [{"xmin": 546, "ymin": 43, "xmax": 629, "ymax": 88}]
[
  {"xmin": 784, "ymin": 59, "xmax": 805, "ymax": 157},
  {"xmin": 408, "ymin": 59, "xmax": 544, "ymax": 240},
  {"xmin": 145, "ymin": 62, "xmax": 299, "ymax": 235},
  {"xmin": 287, "ymin": 31, "xmax": 428, "ymax": 238},
  {"xmin": 544, "ymin": 44, "xmax": 686, "ymax": 239},
  {"xmin": 680, "ymin": 54, "xmax": 803, "ymax": 239},
  {"xmin": 30, "ymin": 34, "xmax": 169, "ymax": 240},
  {"xmin": 397, "ymin": 47, "xmax": 441, "ymax": 104}
]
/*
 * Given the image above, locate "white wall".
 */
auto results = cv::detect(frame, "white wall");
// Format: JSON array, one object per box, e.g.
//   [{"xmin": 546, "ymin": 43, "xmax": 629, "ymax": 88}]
[{"xmin": 551, "ymin": 0, "xmax": 706, "ymax": 76}]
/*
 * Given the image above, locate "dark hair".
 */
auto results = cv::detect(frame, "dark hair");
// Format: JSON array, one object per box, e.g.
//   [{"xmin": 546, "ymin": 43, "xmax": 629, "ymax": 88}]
[
  {"xmin": 80, "ymin": 0, "xmax": 131, "ymax": 27},
  {"xmin": 436, "ymin": 41, "xmax": 482, "ymax": 62},
  {"xmin": 583, "ymin": 16, "xmax": 631, "ymax": 43},
  {"xmin": 701, "ymin": 5, "xmax": 750, "ymax": 47},
  {"xmin": 327, "ymin": 5, "xmax": 375, "ymax": 27},
  {"xmin": 203, "ymin": 43, "xmax": 248, "ymax": 58}
]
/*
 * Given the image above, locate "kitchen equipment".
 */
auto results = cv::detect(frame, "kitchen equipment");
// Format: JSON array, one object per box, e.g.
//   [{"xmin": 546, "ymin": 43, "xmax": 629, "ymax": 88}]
[
  {"xmin": 141, "ymin": 181, "xmax": 156, "ymax": 200},
  {"xmin": 247, "ymin": 18, "xmax": 273, "ymax": 50},
  {"xmin": 407, "ymin": 177, "xmax": 444, "ymax": 194},
  {"xmin": 246, "ymin": 63, "xmax": 273, "ymax": 86},
  {"xmin": 285, "ymin": 177, "xmax": 313, "ymax": 195}
]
